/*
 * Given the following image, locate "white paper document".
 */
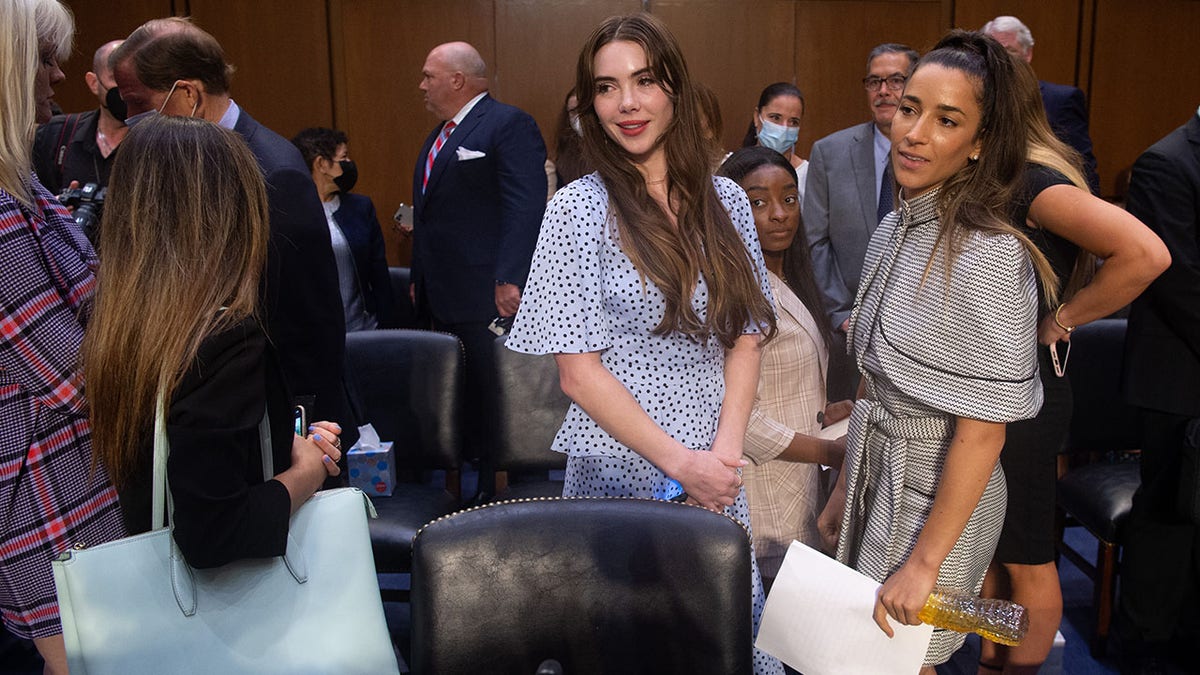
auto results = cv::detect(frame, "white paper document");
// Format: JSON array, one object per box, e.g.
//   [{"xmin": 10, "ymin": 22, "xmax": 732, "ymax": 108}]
[
  {"xmin": 816, "ymin": 417, "xmax": 849, "ymax": 440},
  {"xmin": 756, "ymin": 541, "xmax": 933, "ymax": 675}
]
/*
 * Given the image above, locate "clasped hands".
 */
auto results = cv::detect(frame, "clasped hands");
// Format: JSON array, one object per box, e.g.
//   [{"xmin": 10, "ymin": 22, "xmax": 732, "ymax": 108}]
[
  {"xmin": 293, "ymin": 420, "xmax": 343, "ymax": 478},
  {"xmin": 674, "ymin": 440, "xmax": 746, "ymax": 512}
]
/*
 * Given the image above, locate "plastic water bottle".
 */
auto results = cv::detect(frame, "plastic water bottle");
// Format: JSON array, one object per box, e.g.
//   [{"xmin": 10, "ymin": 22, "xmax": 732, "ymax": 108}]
[
  {"xmin": 917, "ymin": 587, "xmax": 1029, "ymax": 646},
  {"xmin": 657, "ymin": 478, "xmax": 686, "ymax": 502}
]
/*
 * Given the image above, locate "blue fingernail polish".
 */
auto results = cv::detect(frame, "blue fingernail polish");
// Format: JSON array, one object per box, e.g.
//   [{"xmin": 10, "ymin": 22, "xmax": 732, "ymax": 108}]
[
  {"xmin": 313, "ymin": 433, "xmax": 323, "ymax": 442},
  {"xmin": 323, "ymin": 456, "xmax": 331, "ymax": 463}
]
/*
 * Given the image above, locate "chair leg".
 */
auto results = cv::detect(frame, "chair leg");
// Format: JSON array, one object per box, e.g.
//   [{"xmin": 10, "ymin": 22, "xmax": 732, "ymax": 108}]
[
  {"xmin": 445, "ymin": 468, "xmax": 462, "ymax": 502},
  {"xmin": 1091, "ymin": 539, "xmax": 1118, "ymax": 657}
]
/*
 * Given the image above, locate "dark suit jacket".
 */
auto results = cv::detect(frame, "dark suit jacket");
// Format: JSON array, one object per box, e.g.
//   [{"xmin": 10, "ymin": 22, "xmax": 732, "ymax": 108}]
[
  {"xmin": 411, "ymin": 94, "xmax": 547, "ymax": 324},
  {"xmin": 120, "ymin": 318, "xmax": 294, "ymax": 569},
  {"xmin": 1040, "ymin": 80, "xmax": 1101, "ymax": 195},
  {"xmin": 803, "ymin": 121, "xmax": 881, "ymax": 330},
  {"xmin": 233, "ymin": 110, "xmax": 353, "ymax": 440},
  {"xmin": 1122, "ymin": 113, "xmax": 1200, "ymax": 417},
  {"xmin": 332, "ymin": 192, "xmax": 400, "ymax": 328}
]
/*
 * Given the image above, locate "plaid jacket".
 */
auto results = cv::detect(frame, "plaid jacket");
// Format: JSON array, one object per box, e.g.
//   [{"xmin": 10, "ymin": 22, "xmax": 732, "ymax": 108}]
[{"xmin": 0, "ymin": 178, "xmax": 124, "ymax": 639}]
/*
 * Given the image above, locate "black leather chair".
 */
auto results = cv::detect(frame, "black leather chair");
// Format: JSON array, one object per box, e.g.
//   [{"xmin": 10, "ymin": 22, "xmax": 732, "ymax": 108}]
[
  {"xmin": 488, "ymin": 335, "xmax": 569, "ymax": 499},
  {"xmin": 344, "ymin": 329, "xmax": 464, "ymax": 598},
  {"xmin": 387, "ymin": 266, "xmax": 418, "ymax": 329},
  {"xmin": 1055, "ymin": 318, "xmax": 1141, "ymax": 655},
  {"xmin": 410, "ymin": 497, "xmax": 753, "ymax": 675}
]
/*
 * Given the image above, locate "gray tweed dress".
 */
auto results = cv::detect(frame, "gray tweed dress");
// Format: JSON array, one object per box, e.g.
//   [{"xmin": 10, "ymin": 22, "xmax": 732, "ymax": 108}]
[{"xmin": 836, "ymin": 188, "xmax": 1043, "ymax": 664}]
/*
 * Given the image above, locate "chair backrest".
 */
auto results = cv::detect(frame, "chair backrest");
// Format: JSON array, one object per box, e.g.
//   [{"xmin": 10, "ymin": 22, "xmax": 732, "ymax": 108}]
[
  {"xmin": 387, "ymin": 266, "xmax": 418, "ymax": 329},
  {"xmin": 491, "ymin": 335, "xmax": 569, "ymax": 472},
  {"xmin": 1067, "ymin": 318, "xmax": 1139, "ymax": 452},
  {"xmin": 410, "ymin": 497, "xmax": 753, "ymax": 675},
  {"xmin": 344, "ymin": 329, "xmax": 462, "ymax": 470}
]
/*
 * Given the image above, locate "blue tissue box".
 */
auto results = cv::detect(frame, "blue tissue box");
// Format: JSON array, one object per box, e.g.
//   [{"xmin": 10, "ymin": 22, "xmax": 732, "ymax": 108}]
[{"xmin": 347, "ymin": 441, "xmax": 396, "ymax": 497}]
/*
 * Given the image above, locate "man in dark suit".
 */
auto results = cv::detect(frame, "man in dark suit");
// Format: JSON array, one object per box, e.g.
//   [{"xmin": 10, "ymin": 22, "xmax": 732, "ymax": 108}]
[
  {"xmin": 1117, "ymin": 110, "xmax": 1199, "ymax": 672},
  {"xmin": 411, "ymin": 41, "xmax": 545, "ymax": 490},
  {"xmin": 983, "ymin": 15, "xmax": 1101, "ymax": 194},
  {"xmin": 803, "ymin": 43, "xmax": 917, "ymax": 399},
  {"xmin": 111, "ymin": 18, "xmax": 354, "ymax": 448}
]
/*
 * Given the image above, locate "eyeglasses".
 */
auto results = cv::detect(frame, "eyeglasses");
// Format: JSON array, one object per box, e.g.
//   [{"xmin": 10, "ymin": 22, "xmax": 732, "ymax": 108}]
[{"xmin": 862, "ymin": 75, "xmax": 907, "ymax": 92}]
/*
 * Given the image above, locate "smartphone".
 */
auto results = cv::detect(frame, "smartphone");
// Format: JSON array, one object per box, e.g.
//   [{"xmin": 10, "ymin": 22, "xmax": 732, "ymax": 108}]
[
  {"xmin": 294, "ymin": 405, "xmax": 307, "ymax": 437},
  {"xmin": 488, "ymin": 315, "xmax": 514, "ymax": 336}
]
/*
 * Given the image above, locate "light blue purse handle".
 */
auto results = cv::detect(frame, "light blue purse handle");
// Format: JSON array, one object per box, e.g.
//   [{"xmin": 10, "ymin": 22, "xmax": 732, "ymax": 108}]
[{"xmin": 151, "ymin": 391, "xmax": 308, "ymax": 617}]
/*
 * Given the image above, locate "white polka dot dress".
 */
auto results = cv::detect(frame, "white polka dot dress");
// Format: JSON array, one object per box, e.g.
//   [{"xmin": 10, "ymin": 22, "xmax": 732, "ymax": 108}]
[
  {"xmin": 508, "ymin": 172, "xmax": 784, "ymax": 675},
  {"xmin": 836, "ymin": 188, "xmax": 1043, "ymax": 665}
]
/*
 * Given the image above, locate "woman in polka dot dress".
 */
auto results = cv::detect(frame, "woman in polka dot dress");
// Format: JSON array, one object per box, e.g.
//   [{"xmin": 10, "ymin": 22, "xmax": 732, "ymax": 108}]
[{"xmin": 506, "ymin": 13, "xmax": 784, "ymax": 675}]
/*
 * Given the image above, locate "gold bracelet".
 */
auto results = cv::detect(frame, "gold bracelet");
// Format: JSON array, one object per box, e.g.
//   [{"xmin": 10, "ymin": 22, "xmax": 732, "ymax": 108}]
[{"xmin": 1054, "ymin": 304, "xmax": 1075, "ymax": 333}]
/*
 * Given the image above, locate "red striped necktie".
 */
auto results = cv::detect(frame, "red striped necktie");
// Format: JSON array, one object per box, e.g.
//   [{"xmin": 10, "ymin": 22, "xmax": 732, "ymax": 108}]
[{"xmin": 422, "ymin": 120, "xmax": 456, "ymax": 194}]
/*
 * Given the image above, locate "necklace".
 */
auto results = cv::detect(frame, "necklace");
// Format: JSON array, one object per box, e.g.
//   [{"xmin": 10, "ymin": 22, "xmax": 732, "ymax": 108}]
[{"xmin": 97, "ymin": 129, "xmax": 113, "ymax": 157}]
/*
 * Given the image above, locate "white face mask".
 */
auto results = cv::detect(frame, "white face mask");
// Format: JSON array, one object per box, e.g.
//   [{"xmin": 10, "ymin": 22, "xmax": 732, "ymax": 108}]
[{"xmin": 757, "ymin": 116, "xmax": 799, "ymax": 153}]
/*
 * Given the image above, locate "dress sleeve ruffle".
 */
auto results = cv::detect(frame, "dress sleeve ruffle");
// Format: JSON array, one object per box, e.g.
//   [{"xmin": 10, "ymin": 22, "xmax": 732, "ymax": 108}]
[
  {"xmin": 872, "ymin": 230, "xmax": 1044, "ymax": 423},
  {"xmin": 507, "ymin": 175, "xmax": 612, "ymax": 355}
]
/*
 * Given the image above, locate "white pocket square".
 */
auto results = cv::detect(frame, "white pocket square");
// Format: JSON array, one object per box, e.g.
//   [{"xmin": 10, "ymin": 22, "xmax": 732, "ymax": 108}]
[{"xmin": 456, "ymin": 147, "xmax": 487, "ymax": 160}]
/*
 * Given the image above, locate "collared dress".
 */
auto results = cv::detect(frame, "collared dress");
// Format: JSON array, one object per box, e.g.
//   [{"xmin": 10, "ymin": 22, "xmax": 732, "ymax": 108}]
[
  {"xmin": 742, "ymin": 271, "xmax": 830, "ymax": 580},
  {"xmin": 836, "ymin": 188, "xmax": 1043, "ymax": 665},
  {"xmin": 508, "ymin": 172, "xmax": 785, "ymax": 675},
  {"xmin": 0, "ymin": 178, "xmax": 126, "ymax": 639}
]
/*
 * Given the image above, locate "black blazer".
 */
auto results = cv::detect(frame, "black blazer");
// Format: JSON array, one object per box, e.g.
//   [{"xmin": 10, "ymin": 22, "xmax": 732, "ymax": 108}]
[
  {"xmin": 411, "ymin": 94, "xmax": 547, "ymax": 324},
  {"xmin": 1040, "ymin": 81, "xmax": 1100, "ymax": 195},
  {"xmin": 1122, "ymin": 113, "xmax": 1200, "ymax": 417},
  {"xmin": 332, "ymin": 192, "xmax": 400, "ymax": 328},
  {"xmin": 233, "ymin": 110, "xmax": 353, "ymax": 441}
]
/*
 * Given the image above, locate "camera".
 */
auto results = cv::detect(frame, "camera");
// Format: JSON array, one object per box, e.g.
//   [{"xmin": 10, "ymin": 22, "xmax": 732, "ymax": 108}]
[{"xmin": 58, "ymin": 182, "xmax": 106, "ymax": 245}]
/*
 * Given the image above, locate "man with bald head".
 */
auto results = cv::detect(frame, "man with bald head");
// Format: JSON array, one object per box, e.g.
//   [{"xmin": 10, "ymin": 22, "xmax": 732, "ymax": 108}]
[
  {"xmin": 411, "ymin": 41, "xmax": 546, "ymax": 494},
  {"xmin": 34, "ymin": 39, "xmax": 128, "ymax": 197},
  {"xmin": 109, "ymin": 17, "xmax": 355, "ymax": 455}
]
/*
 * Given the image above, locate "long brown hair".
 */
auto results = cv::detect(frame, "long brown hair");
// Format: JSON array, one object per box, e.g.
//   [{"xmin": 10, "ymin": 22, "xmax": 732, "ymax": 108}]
[
  {"xmin": 574, "ymin": 13, "xmax": 775, "ymax": 347},
  {"xmin": 1012, "ymin": 59, "xmax": 1097, "ymax": 304},
  {"xmin": 553, "ymin": 90, "xmax": 592, "ymax": 186},
  {"xmin": 83, "ymin": 115, "xmax": 268, "ymax": 487},
  {"xmin": 914, "ymin": 31, "xmax": 1059, "ymax": 309}
]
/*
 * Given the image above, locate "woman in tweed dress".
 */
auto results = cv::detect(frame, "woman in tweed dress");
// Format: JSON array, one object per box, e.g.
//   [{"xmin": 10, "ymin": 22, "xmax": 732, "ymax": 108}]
[
  {"xmin": 818, "ymin": 31, "xmax": 1063, "ymax": 668},
  {"xmin": 0, "ymin": 2, "xmax": 126, "ymax": 673}
]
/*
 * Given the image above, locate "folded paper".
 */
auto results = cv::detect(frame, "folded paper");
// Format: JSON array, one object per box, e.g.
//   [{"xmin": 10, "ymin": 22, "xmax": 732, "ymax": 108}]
[{"xmin": 756, "ymin": 541, "xmax": 933, "ymax": 674}]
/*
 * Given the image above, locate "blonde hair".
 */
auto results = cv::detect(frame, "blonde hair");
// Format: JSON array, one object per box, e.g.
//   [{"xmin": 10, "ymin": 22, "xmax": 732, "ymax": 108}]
[
  {"xmin": 84, "ymin": 116, "xmax": 269, "ymax": 488},
  {"xmin": 0, "ymin": 0, "xmax": 73, "ymax": 205},
  {"xmin": 35, "ymin": 0, "xmax": 72, "ymax": 61},
  {"xmin": 1013, "ymin": 59, "xmax": 1096, "ymax": 302}
]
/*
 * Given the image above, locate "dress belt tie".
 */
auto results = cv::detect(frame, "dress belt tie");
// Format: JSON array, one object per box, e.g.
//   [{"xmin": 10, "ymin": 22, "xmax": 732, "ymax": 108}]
[{"xmin": 842, "ymin": 398, "xmax": 953, "ymax": 568}]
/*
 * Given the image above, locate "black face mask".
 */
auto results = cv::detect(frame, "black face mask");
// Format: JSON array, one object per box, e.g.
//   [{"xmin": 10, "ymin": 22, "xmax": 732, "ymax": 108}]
[
  {"xmin": 334, "ymin": 159, "xmax": 358, "ymax": 193},
  {"xmin": 104, "ymin": 86, "xmax": 128, "ymax": 124}
]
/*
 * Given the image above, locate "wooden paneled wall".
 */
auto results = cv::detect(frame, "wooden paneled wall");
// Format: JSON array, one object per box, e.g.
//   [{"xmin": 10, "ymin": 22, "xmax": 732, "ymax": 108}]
[{"xmin": 58, "ymin": 0, "xmax": 1200, "ymax": 263}]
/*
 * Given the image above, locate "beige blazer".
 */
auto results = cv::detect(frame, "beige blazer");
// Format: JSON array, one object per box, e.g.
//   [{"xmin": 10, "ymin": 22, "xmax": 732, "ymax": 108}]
[{"xmin": 743, "ymin": 271, "xmax": 830, "ymax": 579}]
